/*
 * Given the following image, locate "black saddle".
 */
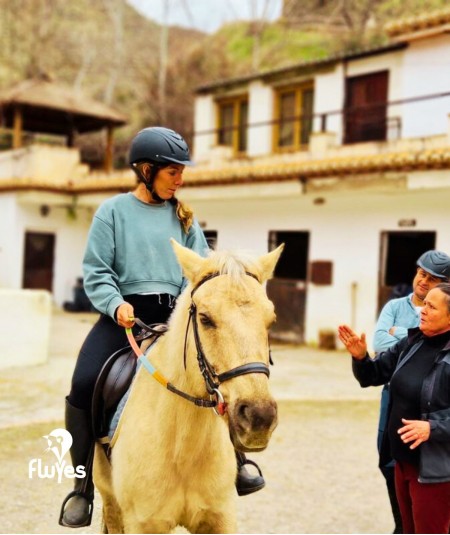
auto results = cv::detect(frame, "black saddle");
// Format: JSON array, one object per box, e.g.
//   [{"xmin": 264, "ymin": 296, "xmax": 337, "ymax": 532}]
[
  {"xmin": 91, "ymin": 345, "xmax": 137, "ymax": 444},
  {"xmin": 91, "ymin": 321, "xmax": 168, "ymax": 447}
]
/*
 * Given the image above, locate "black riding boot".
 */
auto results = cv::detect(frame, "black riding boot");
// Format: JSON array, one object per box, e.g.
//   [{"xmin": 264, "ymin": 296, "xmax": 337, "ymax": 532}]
[
  {"xmin": 59, "ymin": 398, "xmax": 95, "ymax": 528},
  {"xmin": 235, "ymin": 451, "xmax": 265, "ymax": 496}
]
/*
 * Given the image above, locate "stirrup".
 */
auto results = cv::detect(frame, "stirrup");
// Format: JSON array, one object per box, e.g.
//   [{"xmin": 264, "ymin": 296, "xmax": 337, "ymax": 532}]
[
  {"xmin": 236, "ymin": 458, "xmax": 265, "ymax": 496},
  {"xmin": 58, "ymin": 490, "xmax": 94, "ymax": 528}
]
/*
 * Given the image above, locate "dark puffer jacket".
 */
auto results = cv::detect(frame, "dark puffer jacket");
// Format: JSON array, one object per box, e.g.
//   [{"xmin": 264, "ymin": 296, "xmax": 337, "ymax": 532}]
[{"xmin": 352, "ymin": 328, "xmax": 450, "ymax": 483}]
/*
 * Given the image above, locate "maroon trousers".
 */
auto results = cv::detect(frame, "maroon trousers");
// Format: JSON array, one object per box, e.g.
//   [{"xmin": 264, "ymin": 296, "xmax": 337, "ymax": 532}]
[{"xmin": 395, "ymin": 461, "xmax": 450, "ymax": 534}]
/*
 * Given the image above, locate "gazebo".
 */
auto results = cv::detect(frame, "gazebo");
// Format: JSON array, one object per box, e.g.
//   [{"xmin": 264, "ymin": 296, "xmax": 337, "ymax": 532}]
[{"xmin": 0, "ymin": 76, "xmax": 127, "ymax": 171}]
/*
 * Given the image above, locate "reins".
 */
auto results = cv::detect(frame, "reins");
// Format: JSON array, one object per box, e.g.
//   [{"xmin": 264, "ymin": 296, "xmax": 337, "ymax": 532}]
[
  {"xmin": 125, "ymin": 323, "xmax": 219, "ymax": 410},
  {"xmin": 126, "ymin": 270, "xmax": 272, "ymax": 416}
]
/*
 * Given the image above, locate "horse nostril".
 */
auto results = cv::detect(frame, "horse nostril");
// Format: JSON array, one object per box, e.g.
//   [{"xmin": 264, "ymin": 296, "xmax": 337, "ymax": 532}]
[{"xmin": 238, "ymin": 403, "xmax": 250, "ymax": 422}]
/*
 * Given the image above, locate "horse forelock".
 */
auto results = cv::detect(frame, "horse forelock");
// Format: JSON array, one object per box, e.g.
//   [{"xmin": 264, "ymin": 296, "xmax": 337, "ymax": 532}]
[{"xmin": 204, "ymin": 249, "xmax": 259, "ymax": 285}]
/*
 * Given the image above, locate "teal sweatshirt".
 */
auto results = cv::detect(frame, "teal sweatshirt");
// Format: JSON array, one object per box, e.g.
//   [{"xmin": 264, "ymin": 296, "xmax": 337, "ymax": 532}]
[{"xmin": 83, "ymin": 192, "xmax": 209, "ymax": 318}]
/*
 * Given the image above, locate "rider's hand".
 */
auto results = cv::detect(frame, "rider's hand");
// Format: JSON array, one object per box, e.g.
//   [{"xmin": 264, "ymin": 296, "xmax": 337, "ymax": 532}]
[{"xmin": 116, "ymin": 302, "xmax": 135, "ymax": 328}]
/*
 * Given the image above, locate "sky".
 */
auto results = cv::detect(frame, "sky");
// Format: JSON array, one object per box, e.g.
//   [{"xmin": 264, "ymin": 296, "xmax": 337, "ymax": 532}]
[{"xmin": 127, "ymin": 0, "xmax": 283, "ymax": 33}]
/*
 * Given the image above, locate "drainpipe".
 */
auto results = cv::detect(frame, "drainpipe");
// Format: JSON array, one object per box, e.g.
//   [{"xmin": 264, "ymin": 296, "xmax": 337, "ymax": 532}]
[{"xmin": 351, "ymin": 281, "xmax": 358, "ymax": 329}]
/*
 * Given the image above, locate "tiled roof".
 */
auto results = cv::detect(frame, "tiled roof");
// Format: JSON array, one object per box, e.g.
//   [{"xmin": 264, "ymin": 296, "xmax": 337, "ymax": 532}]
[
  {"xmin": 182, "ymin": 148, "xmax": 450, "ymax": 186},
  {"xmin": 195, "ymin": 43, "xmax": 405, "ymax": 94},
  {"xmin": 1, "ymin": 148, "xmax": 450, "ymax": 194},
  {"xmin": 385, "ymin": 7, "xmax": 450, "ymax": 38}
]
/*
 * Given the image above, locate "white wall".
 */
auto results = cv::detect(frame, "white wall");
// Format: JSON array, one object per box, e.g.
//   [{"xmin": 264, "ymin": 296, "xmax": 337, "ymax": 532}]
[
  {"xmin": 247, "ymin": 81, "xmax": 273, "ymax": 157},
  {"xmin": 13, "ymin": 196, "xmax": 92, "ymax": 306},
  {"xmin": 314, "ymin": 64, "xmax": 345, "ymax": 140},
  {"xmin": 0, "ymin": 289, "xmax": 51, "ymax": 369},
  {"xmin": 182, "ymin": 177, "xmax": 450, "ymax": 351},
  {"xmin": 0, "ymin": 194, "xmax": 19, "ymax": 287},
  {"xmin": 193, "ymin": 95, "xmax": 216, "ymax": 163},
  {"xmin": 401, "ymin": 34, "xmax": 450, "ymax": 138}
]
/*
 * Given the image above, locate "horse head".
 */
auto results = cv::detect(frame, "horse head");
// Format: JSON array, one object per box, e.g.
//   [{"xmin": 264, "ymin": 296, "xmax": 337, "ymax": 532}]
[{"xmin": 171, "ymin": 239, "xmax": 283, "ymax": 453}]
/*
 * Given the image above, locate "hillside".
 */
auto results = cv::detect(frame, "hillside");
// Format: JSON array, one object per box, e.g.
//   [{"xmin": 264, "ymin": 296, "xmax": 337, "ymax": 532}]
[{"xmin": 0, "ymin": 0, "xmax": 448, "ymax": 167}]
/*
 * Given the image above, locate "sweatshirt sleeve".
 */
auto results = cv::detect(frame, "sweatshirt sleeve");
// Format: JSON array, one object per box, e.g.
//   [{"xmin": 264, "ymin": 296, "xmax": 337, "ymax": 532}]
[
  {"xmin": 185, "ymin": 219, "xmax": 210, "ymax": 257},
  {"xmin": 82, "ymin": 214, "xmax": 125, "ymax": 319}
]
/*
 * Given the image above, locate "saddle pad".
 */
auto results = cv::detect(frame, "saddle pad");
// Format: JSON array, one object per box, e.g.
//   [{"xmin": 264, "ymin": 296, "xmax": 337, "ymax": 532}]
[{"xmin": 108, "ymin": 359, "xmax": 142, "ymax": 442}]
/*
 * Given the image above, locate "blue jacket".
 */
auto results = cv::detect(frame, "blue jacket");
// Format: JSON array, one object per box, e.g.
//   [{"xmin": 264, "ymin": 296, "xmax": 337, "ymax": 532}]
[
  {"xmin": 373, "ymin": 294, "xmax": 420, "ymax": 353},
  {"xmin": 353, "ymin": 328, "xmax": 450, "ymax": 483}
]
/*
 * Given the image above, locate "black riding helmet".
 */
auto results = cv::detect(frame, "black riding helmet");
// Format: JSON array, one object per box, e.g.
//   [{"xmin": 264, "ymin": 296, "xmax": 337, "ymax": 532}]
[
  {"xmin": 417, "ymin": 250, "xmax": 450, "ymax": 280},
  {"xmin": 128, "ymin": 127, "xmax": 194, "ymax": 167},
  {"xmin": 128, "ymin": 127, "xmax": 193, "ymax": 202}
]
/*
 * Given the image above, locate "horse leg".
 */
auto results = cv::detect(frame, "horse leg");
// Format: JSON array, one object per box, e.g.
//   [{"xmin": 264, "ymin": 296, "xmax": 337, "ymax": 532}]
[
  {"xmin": 93, "ymin": 444, "xmax": 124, "ymax": 533},
  {"xmin": 190, "ymin": 506, "xmax": 237, "ymax": 534},
  {"xmin": 123, "ymin": 517, "xmax": 175, "ymax": 534}
]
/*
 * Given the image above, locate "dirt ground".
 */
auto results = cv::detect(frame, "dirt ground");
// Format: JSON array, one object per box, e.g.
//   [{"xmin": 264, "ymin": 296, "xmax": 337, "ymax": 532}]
[{"xmin": 0, "ymin": 310, "xmax": 393, "ymax": 534}]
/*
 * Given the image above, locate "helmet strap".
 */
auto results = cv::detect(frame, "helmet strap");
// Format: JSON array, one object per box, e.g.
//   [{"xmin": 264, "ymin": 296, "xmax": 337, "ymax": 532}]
[{"xmin": 131, "ymin": 162, "xmax": 165, "ymax": 203}]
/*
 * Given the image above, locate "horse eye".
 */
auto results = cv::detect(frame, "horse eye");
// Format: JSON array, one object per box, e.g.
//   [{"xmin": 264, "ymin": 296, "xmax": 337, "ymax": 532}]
[{"xmin": 199, "ymin": 313, "xmax": 215, "ymax": 327}]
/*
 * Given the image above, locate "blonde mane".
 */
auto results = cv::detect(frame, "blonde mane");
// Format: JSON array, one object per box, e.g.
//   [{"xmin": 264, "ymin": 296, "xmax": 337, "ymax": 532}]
[{"xmin": 204, "ymin": 249, "xmax": 261, "ymax": 283}]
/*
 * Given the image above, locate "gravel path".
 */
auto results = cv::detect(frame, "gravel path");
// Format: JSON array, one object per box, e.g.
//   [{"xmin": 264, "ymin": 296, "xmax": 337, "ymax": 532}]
[{"xmin": 0, "ymin": 311, "xmax": 393, "ymax": 534}]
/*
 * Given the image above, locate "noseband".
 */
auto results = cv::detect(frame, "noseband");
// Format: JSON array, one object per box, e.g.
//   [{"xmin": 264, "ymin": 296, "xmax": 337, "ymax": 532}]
[{"xmin": 184, "ymin": 271, "xmax": 271, "ymax": 407}]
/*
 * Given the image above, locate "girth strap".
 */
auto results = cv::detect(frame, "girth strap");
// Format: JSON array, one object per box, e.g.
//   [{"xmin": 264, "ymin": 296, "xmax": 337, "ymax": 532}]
[{"xmin": 217, "ymin": 363, "xmax": 270, "ymax": 384}]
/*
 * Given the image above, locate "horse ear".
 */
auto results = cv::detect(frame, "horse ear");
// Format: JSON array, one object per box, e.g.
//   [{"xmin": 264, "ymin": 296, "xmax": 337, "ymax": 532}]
[
  {"xmin": 257, "ymin": 244, "xmax": 284, "ymax": 282},
  {"xmin": 170, "ymin": 238, "xmax": 205, "ymax": 283}
]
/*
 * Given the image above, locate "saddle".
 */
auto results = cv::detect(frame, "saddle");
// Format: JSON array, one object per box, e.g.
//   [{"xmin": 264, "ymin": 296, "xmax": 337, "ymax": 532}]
[{"xmin": 91, "ymin": 322, "xmax": 168, "ymax": 450}]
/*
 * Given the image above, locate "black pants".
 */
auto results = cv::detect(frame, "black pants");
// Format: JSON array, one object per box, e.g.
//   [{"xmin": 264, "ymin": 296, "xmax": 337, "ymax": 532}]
[{"xmin": 68, "ymin": 294, "xmax": 175, "ymax": 410}]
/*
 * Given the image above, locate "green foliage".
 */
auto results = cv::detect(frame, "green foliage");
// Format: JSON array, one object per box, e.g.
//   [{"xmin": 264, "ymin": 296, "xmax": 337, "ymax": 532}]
[{"xmin": 0, "ymin": 0, "xmax": 447, "ymax": 167}]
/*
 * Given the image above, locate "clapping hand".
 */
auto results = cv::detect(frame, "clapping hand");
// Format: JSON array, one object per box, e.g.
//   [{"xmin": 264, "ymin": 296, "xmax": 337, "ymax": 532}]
[{"xmin": 338, "ymin": 325, "xmax": 367, "ymax": 360}]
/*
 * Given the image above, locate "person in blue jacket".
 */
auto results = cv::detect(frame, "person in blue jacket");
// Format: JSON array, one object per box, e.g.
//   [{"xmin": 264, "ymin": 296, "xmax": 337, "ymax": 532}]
[
  {"xmin": 373, "ymin": 250, "xmax": 450, "ymax": 533},
  {"xmin": 339, "ymin": 282, "xmax": 450, "ymax": 534}
]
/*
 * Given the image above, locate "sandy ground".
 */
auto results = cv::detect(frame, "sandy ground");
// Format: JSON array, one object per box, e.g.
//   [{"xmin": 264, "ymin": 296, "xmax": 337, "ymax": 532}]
[{"xmin": 0, "ymin": 310, "xmax": 393, "ymax": 534}]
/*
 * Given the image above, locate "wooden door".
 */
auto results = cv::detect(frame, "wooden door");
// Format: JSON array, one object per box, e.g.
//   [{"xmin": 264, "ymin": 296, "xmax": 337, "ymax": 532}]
[
  {"xmin": 345, "ymin": 71, "xmax": 388, "ymax": 144},
  {"xmin": 22, "ymin": 231, "xmax": 55, "ymax": 292},
  {"xmin": 266, "ymin": 230, "xmax": 309, "ymax": 343}
]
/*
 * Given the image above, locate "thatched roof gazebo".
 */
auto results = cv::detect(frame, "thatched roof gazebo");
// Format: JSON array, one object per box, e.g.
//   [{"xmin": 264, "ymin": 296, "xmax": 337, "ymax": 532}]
[{"xmin": 0, "ymin": 77, "xmax": 127, "ymax": 171}]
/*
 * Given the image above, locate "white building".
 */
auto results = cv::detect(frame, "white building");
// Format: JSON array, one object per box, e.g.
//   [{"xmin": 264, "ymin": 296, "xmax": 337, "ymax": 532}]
[
  {"xmin": 184, "ymin": 8, "xmax": 450, "ymax": 347},
  {"xmin": 1, "ymin": 9, "xmax": 450, "ymax": 349}
]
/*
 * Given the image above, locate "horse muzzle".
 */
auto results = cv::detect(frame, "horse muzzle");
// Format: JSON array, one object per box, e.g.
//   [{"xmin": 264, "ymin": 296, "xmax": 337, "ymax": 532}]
[{"xmin": 228, "ymin": 398, "xmax": 278, "ymax": 452}]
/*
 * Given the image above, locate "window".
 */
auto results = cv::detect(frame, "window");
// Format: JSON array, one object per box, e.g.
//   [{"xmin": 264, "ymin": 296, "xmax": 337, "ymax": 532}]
[
  {"xmin": 344, "ymin": 71, "xmax": 389, "ymax": 144},
  {"xmin": 216, "ymin": 96, "xmax": 248, "ymax": 154},
  {"xmin": 274, "ymin": 83, "xmax": 314, "ymax": 151}
]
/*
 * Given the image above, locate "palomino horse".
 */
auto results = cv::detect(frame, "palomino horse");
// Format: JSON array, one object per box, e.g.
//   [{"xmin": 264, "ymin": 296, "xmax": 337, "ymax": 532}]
[{"xmin": 94, "ymin": 239, "xmax": 283, "ymax": 533}]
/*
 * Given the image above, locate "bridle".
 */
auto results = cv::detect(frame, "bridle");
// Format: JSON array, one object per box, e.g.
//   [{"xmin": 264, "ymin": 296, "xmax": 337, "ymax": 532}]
[
  {"xmin": 183, "ymin": 271, "xmax": 271, "ymax": 414},
  {"xmin": 126, "ymin": 270, "xmax": 271, "ymax": 416}
]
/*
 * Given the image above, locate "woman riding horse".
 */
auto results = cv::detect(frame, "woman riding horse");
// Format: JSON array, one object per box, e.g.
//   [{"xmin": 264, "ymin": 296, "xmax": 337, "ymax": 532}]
[{"xmin": 59, "ymin": 127, "xmax": 265, "ymax": 528}]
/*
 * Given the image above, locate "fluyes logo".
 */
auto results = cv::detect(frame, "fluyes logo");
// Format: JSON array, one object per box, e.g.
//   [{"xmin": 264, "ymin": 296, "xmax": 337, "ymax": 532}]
[{"xmin": 28, "ymin": 428, "xmax": 86, "ymax": 484}]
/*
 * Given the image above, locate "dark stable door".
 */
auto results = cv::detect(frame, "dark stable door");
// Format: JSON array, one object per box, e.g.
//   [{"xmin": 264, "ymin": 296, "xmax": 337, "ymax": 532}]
[{"xmin": 22, "ymin": 231, "xmax": 55, "ymax": 292}]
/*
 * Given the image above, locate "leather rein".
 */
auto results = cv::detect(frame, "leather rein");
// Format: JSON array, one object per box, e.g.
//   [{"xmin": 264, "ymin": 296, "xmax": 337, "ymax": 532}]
[{"xmin": 127, "ymin": 271, "xmax": 271, "ymax": 416}]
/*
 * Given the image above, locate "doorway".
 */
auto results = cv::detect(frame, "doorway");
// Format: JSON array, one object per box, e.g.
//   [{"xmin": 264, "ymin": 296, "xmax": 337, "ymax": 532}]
[
  {"xmin": 266, "ymin": 230, "xmax": 309, "ymax": 343},
  {"xmin": 22, "ymin": 231, "xmax": 56, "ymax": 292},
  {"xmin": 378, "ymin": 230, "xmax": 436, "ymax": 313}
]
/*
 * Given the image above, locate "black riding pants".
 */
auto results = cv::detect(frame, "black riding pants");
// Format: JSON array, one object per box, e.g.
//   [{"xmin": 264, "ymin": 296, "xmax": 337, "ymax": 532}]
[{"xmin": 68, "ymin": 294, "xmax": 175, "ymax": 410}]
